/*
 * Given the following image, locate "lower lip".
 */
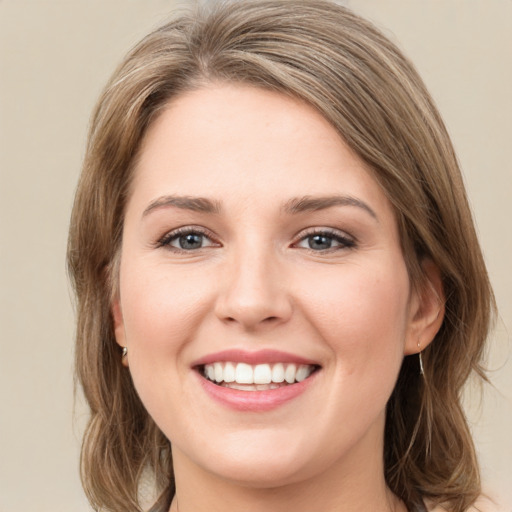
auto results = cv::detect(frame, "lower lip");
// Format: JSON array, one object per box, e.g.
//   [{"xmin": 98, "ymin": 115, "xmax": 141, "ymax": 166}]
[{"xmin": 196, "ymin": 371, "xmax": 319, "ymax": 412}]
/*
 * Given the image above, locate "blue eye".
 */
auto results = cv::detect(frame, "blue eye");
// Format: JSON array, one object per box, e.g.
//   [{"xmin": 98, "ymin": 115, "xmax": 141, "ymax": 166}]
[
  {"xmin": 296, "ymin": 231, "xmax": 354, "ymax": 251},
  {"xmin": 307, "ymin": 234, "xmax": 335, "ymax": 250},
  {"xmin": 159, "ymin": 229, "xmax": 216, "ymax": 251},
  {"xmin": 173, "ymin": 233, "xmax": 205, "ymax": 250}
]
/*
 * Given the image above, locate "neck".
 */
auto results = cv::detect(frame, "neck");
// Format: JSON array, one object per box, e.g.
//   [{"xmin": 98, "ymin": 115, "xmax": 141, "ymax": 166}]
[
  {"xmin": 168, "ymin": 416, "xmax": 405, "ymax": 512},
  {"xmin": 170, "ymin": 469, "xmax": 402, "ymax": 512}
]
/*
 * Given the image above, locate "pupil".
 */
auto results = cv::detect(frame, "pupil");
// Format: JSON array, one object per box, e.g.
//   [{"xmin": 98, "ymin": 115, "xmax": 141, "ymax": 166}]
[
  {"xmin": 179, "ymin": 233, "xmax": 202, "ymax": 250},
  {"xmin": 309, "ymin": 234, "xmax": 332, "ymax": 250}
]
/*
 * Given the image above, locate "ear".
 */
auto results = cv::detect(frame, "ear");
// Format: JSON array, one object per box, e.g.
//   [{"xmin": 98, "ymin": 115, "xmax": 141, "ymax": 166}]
[
  {"xmin": 112, "ymin": 299, "xmax": 129, "ymax": 367},
  {"xmin": 404, "ymin": 259, "xmax": 445, "ymax": 355}
]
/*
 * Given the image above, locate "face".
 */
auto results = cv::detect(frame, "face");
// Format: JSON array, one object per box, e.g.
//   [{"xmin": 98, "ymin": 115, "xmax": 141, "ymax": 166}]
[{"xmin": 113, "ymin": 84, "xmax": 437, "ymax": 488}]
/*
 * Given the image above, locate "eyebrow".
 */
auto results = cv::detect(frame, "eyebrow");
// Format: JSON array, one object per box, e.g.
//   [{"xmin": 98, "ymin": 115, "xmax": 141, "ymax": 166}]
[
  {"xmin": 142, "ymin": 194, "xmax": 377, "ymax": 220},
  {"xmin": 142, "ymin": 195, "xmax": 222, "ymax": 217},
  {"xmin": 283, "ymin": 195, "xmax": 378, "ymax": 220}
]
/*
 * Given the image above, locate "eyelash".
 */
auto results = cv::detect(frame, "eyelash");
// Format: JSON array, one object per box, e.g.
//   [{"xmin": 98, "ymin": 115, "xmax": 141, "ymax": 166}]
[
  {"xmin": 156, "ymin": 227, "xmax": 356, "ymax": 253},
  {"xmin": 156, "ymin": 226, "xmax": 218, "ymax": 252},
  {"xmin": 293, "ymin": 228, "xmax": 356, "ymax": 253}
]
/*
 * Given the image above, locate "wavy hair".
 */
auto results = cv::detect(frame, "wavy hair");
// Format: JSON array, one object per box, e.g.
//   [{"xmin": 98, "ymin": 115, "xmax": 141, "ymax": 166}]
[{"xmin": 67, "ymin": 1, "xmax": 495, "ymax": 510}]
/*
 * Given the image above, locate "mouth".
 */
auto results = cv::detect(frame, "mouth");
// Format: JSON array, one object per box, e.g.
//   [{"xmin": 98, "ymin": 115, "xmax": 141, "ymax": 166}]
[
  {"xmin": 197, "ymin": 362, "xmax": 320, "ymax": 391},
  {"xmin": 192, "ymin": 349, "xmax": 321, "ymax": 410}
]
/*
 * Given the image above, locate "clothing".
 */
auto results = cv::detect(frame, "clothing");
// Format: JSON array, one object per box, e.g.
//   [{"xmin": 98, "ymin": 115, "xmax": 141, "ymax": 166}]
[
  {"xmin": 147, "ymin": 487, "xmax": 427, "ymax": 512},
  {"xmin": 147, "ymin": 488, "xmax": 173, "ymax": 512}
]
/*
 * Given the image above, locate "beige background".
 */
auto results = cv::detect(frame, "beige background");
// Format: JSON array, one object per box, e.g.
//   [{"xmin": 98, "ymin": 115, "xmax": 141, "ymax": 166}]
[{"xmin": 0, "ymin": 1, "xmax": 510, "ymax": 511}]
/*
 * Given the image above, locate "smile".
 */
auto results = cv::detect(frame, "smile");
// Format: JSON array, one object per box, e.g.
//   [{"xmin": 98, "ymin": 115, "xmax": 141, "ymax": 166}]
[
  {"xmin": 192, "ymin": 349, "xmax": 321, "ymax": 411},
  {"xmin": 201, "ymin": 362, "xmax": 318, "ymax": 391}
]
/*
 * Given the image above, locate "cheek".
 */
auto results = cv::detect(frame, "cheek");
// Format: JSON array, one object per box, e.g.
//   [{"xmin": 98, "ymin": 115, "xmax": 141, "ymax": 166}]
[
  {"xmin": 117, "ymin": 260, "xmax": 213, "ymax": 400},
  {"xmin": 121, "ymin": 260, "xmax": 208, "ymax": 342},
  {"xmin": 295, "ymin": 262, "xmax": 411, "ymax": 452},
  {"xmin": 302, "ymin": 261, "xmax": 410, "ymax": 375}
]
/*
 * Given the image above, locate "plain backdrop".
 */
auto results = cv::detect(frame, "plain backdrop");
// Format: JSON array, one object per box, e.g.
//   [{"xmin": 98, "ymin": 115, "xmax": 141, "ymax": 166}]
[{"xmin": 0, "ymin": 1, "xmax": 510, "ymax": 511}]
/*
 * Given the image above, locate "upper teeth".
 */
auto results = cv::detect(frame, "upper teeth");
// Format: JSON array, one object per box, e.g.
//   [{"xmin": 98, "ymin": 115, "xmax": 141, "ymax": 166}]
[{"xmin": 203, "ymin": 362, "xmax": 315, "ymax": 385}]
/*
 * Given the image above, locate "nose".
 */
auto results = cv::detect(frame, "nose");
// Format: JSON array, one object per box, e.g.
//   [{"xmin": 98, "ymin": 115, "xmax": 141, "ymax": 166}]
[{"xmin": 214, "ymin": 246, "xmax": 293, "ymax": 331}]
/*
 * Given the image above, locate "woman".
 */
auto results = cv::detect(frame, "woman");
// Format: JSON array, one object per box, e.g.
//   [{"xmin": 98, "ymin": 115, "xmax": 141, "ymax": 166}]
[{"xmin": 67, "ymin": 1, "xmax": 495, "ymax": 511}]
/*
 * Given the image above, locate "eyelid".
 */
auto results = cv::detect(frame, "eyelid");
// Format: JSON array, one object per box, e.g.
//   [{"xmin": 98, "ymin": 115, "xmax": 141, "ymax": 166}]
[
  {"xmin": 154, "ymin": 225, "xmax": 355, "ymax": 252},
  {"xmin": 292, "ymin": 227, "xmax": 356, "ymax": 250},
  {"xmin": 156, "ymin": 225, "xmax": 220, "ymax": 250}
]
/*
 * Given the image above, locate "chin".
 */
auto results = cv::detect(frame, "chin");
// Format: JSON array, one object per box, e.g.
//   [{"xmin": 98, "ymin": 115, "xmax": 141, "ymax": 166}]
[
  {"xmin": 181, "ymin": 429, "xmax": 327, "ymax": 489},
  {"xmin": 204, "ymin": 457, "xmax": 311, "ymax": 489}
]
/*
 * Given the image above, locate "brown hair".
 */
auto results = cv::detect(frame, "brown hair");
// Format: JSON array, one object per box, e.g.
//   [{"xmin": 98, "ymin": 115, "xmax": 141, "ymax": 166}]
[{"xmin": 67, "ymin": 1, "xmax": 495, "ymax": 511}]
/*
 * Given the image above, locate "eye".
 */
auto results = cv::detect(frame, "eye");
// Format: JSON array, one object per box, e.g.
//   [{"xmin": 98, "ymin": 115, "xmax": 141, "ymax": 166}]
[
  {"xmin": 295, "ymin": 229, "xmax": 355, "ymax": 252},
  {"xmin": 158, "ymin": 227, "xmax": 218, "ymax": 251}
]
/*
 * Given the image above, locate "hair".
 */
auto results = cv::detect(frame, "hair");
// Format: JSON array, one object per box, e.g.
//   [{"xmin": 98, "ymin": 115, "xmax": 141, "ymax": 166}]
[{"xmin": 67, "ymin": 1, "xmax": 495, "ymax": 511}]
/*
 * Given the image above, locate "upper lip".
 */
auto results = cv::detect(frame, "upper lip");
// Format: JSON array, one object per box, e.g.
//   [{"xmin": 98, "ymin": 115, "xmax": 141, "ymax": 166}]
[{"xmin": 191, "ymin": 349, "xmax": 320, "ymax": 367}]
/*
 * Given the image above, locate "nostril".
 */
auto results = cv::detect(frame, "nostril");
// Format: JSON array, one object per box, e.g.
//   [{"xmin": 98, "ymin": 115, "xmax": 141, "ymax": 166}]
[
  {"xmin": 215, "ymin": 290, "xmax": 293, "ymax": 328},
  {"xmin": 224, "ymin": 314, "xmax": 279, "ymax": 323}
]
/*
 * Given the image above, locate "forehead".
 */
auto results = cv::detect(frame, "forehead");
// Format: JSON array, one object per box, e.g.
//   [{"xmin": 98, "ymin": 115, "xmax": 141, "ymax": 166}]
[{"xmin": 129, "ymin": 83, "xmax": 391, "ymax": 217}]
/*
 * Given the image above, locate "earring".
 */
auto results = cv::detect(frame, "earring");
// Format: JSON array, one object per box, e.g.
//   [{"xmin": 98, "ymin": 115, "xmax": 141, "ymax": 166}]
[
  {"xmin": 417, "ymin": 342, "xmax": 424, "ymax": 376},
  {"xmin": 121, "ymin": 346, "xmax": 128, "ymax": 359}
]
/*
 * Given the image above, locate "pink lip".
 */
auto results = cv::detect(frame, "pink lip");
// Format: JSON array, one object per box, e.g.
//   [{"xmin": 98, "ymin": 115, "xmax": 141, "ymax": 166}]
[
  {"xmin": 195, "ymin": 370, "xmax": 319, "ymax": 412},
  {"xmin": 191, "ymin": 349, "xmax": 319, "ymax": 367}
]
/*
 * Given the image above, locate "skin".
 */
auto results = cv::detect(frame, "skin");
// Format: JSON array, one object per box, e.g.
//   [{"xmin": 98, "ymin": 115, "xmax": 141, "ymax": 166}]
[{"xmin": 112, "ymin": 84, "xmax": 444, "ymax": 512}]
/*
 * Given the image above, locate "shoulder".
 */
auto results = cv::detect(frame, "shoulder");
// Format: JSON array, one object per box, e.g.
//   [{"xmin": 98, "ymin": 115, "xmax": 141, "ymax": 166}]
[
  {"xmin": 427, "ymin": 495, "xmax": 508, "ymax": 512},
  {"xmin": 471, "ymin": 495, "xmax": 510, "ymax": 512}
]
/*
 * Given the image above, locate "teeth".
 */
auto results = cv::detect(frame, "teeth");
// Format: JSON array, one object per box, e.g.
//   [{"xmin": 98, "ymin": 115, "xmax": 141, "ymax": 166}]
[
  {"xmin": 223, "ymin": 383, "xmax": 283, "ymax": 391},
  {"xmin": 214, "ymin": 362, "xmax": 223, "ymax": 383},
  {"xmin": 202, "ymin": 362, "xmax": 316, "ymax": 386},
  {"xmin": 223, "ymin": 362, "xmax": 235, "ymax": 383},
  {"xmin": 253, "ymin": 364, "xmax": 272, "ymax": 384},
  {"xmin": 284, "ymin": 363, "xmax": 297, "ymax": 384},
  {"xmin": 296, "ymin": 365, "xmax": 310, "ymax": 382},
  {"xmin": 235, "ymin": 363, "xmax": 253, "ymax": 384},
  {"xmin": 271, "ymin": 363, "xmax": 285, "ymax": 383}
]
